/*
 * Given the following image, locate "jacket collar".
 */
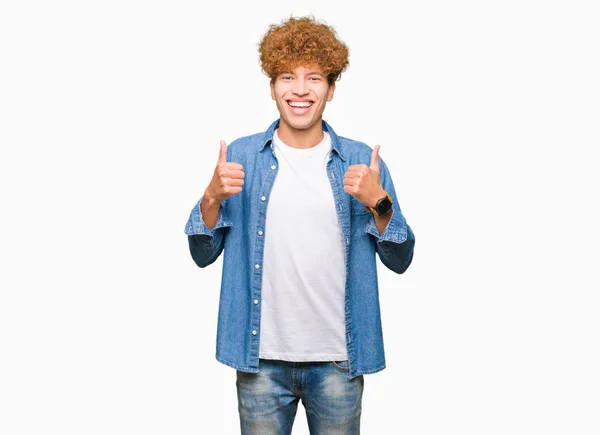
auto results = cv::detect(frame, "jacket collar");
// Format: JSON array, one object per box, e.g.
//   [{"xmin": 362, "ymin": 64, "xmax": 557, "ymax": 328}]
[{"xmin": 259, "ymin": 119, "xmax": 347, "ymax": 162}]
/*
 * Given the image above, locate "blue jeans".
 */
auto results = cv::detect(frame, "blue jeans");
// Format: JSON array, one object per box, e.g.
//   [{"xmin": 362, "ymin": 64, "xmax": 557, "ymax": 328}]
[{"xmin": 236, "ymin": 359, "xmax": 364, "ymax": 434}]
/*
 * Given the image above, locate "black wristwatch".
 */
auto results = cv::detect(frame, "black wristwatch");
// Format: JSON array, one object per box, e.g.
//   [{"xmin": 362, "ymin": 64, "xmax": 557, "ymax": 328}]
[{"xmin": 366, "ymin": 192, "xmax": 393, "ymax": 217}]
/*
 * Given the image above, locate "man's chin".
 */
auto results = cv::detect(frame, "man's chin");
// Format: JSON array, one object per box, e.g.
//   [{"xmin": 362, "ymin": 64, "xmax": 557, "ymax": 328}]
[{"xmin": 280, "ymin": 116, "xmax": 320, "ymax": 132}]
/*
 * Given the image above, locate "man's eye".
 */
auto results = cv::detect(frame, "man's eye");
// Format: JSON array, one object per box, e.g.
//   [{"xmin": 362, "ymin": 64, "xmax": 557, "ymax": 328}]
[
  {"xmin": 282, "ymin": 75, "xmax": 293, "ymax": 80},
  {"xmin": 309, "ymin": 77, "xmax": 321, "ymax": 81}
]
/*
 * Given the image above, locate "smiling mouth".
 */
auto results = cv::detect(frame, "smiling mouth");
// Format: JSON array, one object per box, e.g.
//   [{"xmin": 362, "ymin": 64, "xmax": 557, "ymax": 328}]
[{"xmin": 287, "ymin": 100, "xmax": 314, "ymax": 108}]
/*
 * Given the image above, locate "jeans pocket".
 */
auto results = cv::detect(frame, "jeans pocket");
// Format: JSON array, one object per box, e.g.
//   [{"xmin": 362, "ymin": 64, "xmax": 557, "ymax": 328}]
[{"xmin": 331, "ymin": 360, "xmax": 350, "ymax": 372}]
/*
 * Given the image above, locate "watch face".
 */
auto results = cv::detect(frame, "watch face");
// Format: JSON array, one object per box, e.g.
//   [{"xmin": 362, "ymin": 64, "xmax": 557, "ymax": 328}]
[{"xmin": 376, "ymin": 197, "xmax": 392, "ymax": 215}]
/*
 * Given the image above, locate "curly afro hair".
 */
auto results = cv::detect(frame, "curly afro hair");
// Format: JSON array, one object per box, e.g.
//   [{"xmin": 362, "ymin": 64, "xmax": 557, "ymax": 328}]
[{"xmin": 258, "ymin": 15, "xmax": 349, "ymax": 85}]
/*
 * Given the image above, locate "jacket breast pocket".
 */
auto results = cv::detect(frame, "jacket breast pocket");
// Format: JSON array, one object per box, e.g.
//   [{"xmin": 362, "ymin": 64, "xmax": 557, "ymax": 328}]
[{"xmin": 351, "ymin": 199, "xmax": 371, "ymax": 238}]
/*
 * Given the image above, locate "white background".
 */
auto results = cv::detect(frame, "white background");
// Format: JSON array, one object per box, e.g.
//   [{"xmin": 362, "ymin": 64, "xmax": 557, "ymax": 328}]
[{"xmin": 1, "ymin": 1, "xmax": 599, "ymax": 434}]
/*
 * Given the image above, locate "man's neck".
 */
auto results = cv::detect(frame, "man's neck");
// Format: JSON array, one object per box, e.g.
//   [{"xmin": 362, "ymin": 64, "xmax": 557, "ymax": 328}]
[{"xmin": 276, "ymin": 119, "xmax": 324, "ymax": 149}]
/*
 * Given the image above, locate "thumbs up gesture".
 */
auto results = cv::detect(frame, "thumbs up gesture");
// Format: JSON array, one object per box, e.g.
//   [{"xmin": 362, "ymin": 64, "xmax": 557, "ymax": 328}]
[
  {"xmin": 204, "ymin": 140, "xmax": 245, "ymax": 204},
  {"xmin": 342, "ymin": 144, "xmax": 387, "ymax": 208}
]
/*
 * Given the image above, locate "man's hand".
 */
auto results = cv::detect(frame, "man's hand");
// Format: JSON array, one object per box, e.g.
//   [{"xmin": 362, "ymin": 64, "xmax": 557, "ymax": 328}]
[
  {"xmin": 204, "ymin": 140, "xmax": 245, "ymax": 205},
  {"xmin": 343, "ymin": 144, "xmax": 386, "ymax": 208}
]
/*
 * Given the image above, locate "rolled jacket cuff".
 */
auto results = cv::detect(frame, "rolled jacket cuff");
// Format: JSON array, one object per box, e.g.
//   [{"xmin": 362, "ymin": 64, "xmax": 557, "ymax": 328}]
[{"xmin": 184, "ymin": 196, "xmax": 232, "ymax": 239}]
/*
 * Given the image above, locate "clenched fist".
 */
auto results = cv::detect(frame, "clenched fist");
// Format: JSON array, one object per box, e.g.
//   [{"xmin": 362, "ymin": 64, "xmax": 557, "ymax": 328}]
[
  {"xmin": 343, "ymin": 144, "xmax": 386, "ymax": 208},
  {"xmin": 204, "ymin": 140, "xmax": 245, "ymax": 204}
]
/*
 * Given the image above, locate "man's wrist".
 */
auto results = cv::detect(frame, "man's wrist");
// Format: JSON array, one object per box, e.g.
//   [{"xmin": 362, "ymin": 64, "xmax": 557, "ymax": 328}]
[
  {"xmin": 366, "ymin": 189, "xmax": 389, "ymax": 209},
  {"xmin": 202, "ymin": 190, "xmax": 221, "ymax": 212}
]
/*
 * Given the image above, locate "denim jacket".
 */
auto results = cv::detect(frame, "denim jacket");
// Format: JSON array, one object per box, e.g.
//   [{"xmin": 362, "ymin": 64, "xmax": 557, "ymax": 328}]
[{"xmin": 185, "ymin": 119, "xmax": 415, "ymax": 379}]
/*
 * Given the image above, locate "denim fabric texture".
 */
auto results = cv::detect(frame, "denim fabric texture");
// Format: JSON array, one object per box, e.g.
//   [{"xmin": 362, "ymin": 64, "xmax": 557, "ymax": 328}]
[
  {"xmin": 185, "ymin": 119, "xmax": 415, "ymax": 380},
  {"xmin": 236, "ymin": 359, "xmax": 363, "ymax": 434}
]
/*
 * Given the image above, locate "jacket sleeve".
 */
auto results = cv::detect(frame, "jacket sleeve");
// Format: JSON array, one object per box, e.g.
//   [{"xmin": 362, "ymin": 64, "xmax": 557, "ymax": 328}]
[
  {"xmin": 365, "ymin": 157, "xmax": 415, "ymax": 274},
  {"xmin": 184, "ymin": 196, "xmax": 233, "ymax": 268}
]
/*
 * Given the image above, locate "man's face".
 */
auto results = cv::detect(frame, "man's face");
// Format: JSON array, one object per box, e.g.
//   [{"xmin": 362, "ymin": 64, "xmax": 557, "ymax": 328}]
[{"xmin": 270, "ymin": 65, "xmax": 335, "ymax": 133}]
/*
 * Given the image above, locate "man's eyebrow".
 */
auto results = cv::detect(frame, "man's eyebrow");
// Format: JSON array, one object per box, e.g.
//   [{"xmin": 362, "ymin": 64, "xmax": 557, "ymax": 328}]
[{"xmin": 278, "ymin": 71, "xmax": 324, "ymax": 77}]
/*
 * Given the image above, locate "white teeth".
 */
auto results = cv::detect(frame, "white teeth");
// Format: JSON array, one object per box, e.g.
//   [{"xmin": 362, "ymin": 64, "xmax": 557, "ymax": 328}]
[{"xmin": 288, "ymin": 101, "xmax": 312, "ymax": 107}]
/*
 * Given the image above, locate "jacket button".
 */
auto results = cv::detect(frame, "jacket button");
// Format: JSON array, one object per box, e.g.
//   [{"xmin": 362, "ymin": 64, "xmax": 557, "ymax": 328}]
[
  {"xmin": 255, "ymin": 264, "xmax": 260, "ymax": 269},
  {"xmin": 261, "ymin": 196, "xmax": 266, "ymax": 201},
  {"xmin": 253, "ymin": 299, "xmax": 259, "ymax": 305},
  {"xmin": 258, "ymin": 230, "xmax": 263, "ymax": 236},
  {"xmin": 252, "ymin": 330, "xmax": 257, "ymax": 336},
  {"xmin": 271, "ymin": 165, "xmax": 276, "ymax": 170}
]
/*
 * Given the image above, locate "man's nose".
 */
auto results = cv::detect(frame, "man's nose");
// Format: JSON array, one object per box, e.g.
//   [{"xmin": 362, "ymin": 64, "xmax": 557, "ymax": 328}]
[{"xmin": 292, "ymin": 79, "xmax": 308, "ymax": 95}]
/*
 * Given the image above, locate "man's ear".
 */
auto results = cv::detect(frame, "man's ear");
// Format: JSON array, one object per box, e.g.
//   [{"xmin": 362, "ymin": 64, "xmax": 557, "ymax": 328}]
[
  {"xmin": 327, "ymin": 82, "xmax": 336, "ymax": 102},
  {"xmin": 270, "ymin": 81, "xmax": 275, "ymax": 100}
]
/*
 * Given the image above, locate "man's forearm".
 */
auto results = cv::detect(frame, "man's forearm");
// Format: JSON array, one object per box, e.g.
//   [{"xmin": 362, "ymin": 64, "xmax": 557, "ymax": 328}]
[
  {"xmin": 374, "ymin": 211, "xmax": 392, "ymax": 236},
  {"xmin": 201, "ymin": 191, "xmax": 221, "ymax": 231}
]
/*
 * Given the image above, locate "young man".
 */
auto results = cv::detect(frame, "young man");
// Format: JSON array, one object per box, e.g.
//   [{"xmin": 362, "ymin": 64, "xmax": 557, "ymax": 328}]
[{"xmin": 185, "ymin": 16, "xmax": 415, "ymax": 434}]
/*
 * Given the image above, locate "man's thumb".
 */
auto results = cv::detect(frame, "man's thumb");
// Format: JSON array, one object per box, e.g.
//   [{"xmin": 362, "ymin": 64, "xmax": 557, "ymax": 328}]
[
  {"xmin": 370, "ymin": 145, "xmax": 381, "ymax": 171},
  {"xmin": 218, "ymin": 140, "xmax": 228, "ymax": 163}
]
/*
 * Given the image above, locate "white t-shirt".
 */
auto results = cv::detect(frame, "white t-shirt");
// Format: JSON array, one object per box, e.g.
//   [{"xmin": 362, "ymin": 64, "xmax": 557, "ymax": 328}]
[{"xmin": 258, "ymin": 129, "xmax": 348, "ymax": 362}]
